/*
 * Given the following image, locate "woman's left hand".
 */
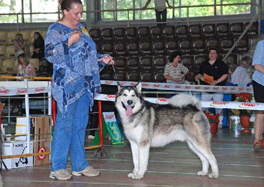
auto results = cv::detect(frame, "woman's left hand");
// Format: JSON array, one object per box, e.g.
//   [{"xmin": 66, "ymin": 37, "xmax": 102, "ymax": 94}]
[{"xmin": 100, "ymin": 56, "xmax": 114, "ymax": 65}]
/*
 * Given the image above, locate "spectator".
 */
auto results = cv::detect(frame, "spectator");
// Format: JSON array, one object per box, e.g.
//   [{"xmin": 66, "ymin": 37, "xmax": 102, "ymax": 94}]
[
  {"xmin": 195, "ymin": 48, "xmax": 228, "ymax": 124},
  {"xmin": 16, "ymin": 52, "xmax": 36, "ymax": 77},
  {"xmin": 228, "ymin": 63, "xmax": 251, "ymax": 87},
  {"xmin": 164, "ymin": 52, "xmax": 189, "ymax": 84},
  {"xmin": 13, "ymin": 33, "xmax": 28, "ymax": 57},
  {"xmin": 32, "ymin": 32, "xmax": 44, "ymax": 60},
  {"xmin": 142, "ymin": 0, "xmax": 172, "ymax": 27},
  {"xmin": 241, "ymin": 56, "xmax": 254, "ymax": 79},
  {"xmin": 252, "ymin": 40, "xmax": 264, "ymax": 151}
]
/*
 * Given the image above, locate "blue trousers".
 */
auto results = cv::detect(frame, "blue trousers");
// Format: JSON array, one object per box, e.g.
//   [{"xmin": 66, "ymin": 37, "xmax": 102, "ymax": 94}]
[{"xmin": 51, "ymin": 93, "xmax": 89, "ymax": 172}]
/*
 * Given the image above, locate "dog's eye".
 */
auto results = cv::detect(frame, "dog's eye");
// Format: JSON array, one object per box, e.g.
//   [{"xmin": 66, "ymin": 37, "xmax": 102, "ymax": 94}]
[
  {"xmin": 123, "ymin": 94, "xmax": 127, "ymax": 97},
  {"xmin": 131, "ymin": 94, "xmax": 135, "ymax": 97}
]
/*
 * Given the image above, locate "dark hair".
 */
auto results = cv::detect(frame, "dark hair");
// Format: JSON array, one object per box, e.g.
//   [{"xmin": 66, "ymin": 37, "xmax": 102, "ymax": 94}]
[
  {"xmin": 228, "ymin": 63, "xmax": 237, "ymax": 73},
  {"xmin": 170, "ymin": 52, "xmax": 182, "ymax": 62},
  {"xmin": 241, "ymin": 56, "xmax": 252, "ymax": 66},
  {"xmin": 34, "ymin": 32, "xmax": 44, "ymax": 42},
  {"xmin": 208, "ymin": 47, "xmax": 219, "ymax": 55},
  {"xmin": 60, "ymin": 0, "xmax": 83, "ymax": 11}
]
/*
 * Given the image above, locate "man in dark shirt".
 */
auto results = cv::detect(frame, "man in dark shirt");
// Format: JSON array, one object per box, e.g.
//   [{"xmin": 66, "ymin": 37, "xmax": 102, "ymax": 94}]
[{"xmin": 195, "ymin": 48, "xmax": 228, "ymax": 124}]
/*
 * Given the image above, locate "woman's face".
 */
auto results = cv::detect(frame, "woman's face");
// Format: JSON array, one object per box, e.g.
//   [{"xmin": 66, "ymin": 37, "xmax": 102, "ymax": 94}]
[
  {"xmin": 209, "ymin": 50, "xmax": 218, "ymax": 60},
  {"xmin": 18, "ymin": 56, "xmax": 24, "ymax": 64},
  {"xmin": 34, "ymin": 33, "xmax": 39, "ymax": 40},
  {"xmin": 64, "ymin": 3, "xmax": 83, "ymax": 27},
  {"xmin": 173, "ymin": 55, "xmax": 181, "ymax": 63}
]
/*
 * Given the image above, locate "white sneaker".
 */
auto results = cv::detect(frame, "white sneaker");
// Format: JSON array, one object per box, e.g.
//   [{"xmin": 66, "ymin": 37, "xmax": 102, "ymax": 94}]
[
  {"xmin": 88, "ymin": 135, "xmax": 95, "ymax": 140},
  {"xmin": 72, "ymin": 166, "xmax": 100, "ymax": 177},
  {"xmin": 49, "ymin": 169, "xmax": 72, "ymax": 180}
]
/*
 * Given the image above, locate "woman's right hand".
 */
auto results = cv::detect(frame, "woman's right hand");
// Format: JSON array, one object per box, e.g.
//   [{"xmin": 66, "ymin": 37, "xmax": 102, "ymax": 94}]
[{"xmin": 68, "ymin": 31, "xmax": 82, "ymax": 47}]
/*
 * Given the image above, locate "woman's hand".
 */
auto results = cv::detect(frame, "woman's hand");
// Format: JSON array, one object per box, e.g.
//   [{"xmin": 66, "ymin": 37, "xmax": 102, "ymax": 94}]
[
  {"xmin": 68, "ymin": 31, "xmax": 81, "ymax": 47},
  {"xmin": 100, "ymin": 56, "xmax": 114, "ymax": 65}
]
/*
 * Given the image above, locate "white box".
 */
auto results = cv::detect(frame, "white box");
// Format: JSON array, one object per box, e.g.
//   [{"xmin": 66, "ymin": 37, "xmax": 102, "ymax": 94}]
[{"xmin": 2, "ymin": 141, "xmax": 33, "ymax": 169}]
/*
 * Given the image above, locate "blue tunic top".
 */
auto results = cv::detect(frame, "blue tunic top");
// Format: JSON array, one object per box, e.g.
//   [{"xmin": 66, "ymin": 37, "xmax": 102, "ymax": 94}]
[
  {"xmin": 45, "ymin": 22, "xmax": 106, "ymax": 116},
  {"xmin": 252, "ymin": 40, "xmax": 264, "ymax": 86}
]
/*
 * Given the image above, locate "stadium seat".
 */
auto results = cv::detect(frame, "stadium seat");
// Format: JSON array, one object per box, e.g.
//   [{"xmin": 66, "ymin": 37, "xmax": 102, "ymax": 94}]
[
  {"xmin": 153, "ymin": 72, "xmax": 166, "ymax": 82},
  {"xmin": 202, "ymin": 24, "xmax": 215, "ymax": 38},
  {"xmin": 165, "ymin": 40, "xmax": 178, "ymax": 55},
  {"xmin": 42, "ymin": 30, "xmax": 47, "ymax": 38},
  {"xmin": 194, "ymin": 54, "xmax": 208, "ymax": 71},
  {"xmin": 0, "ymin": 31, "xmax": 7, "ymax": 44},
  {"xmin": 113, "ymin": 42, "xmax": 126, "ymax": 56},
  {"xmin": 216, "ymin": 23, "xmax": 229, "ymax": 38},
  {"xmin": 152, "ymin": 41, "xmax": 165, "ymax": 55},
  {"xmin": 89, "ymin": 28, "xmax": 101, "ymax": 41},
  {"xmin": 100, "ymin": 42, "xmax": 113, "ymax": 55},
  {"xmin": 28, "ymin": 44, "xmax": 34, "ymax": 57},
  {"xmin": 140, "ymin": 56, "xmax": 152, "ymax": 72},
  {"xmin": 181, "ymin": 55, "xmax": 194, "ymax": 70},
  {"xmin": 191, "ymin": 38, "xmax": 205, "ymax": 54},
  {"xmin": 185, "ymin": 70, "xmax": 195, "ymax": 82},
  {"xmin": 126, "ymin": 41, "xmax": 139, "ymax": 56},
  {"xmin": 162, "ymin": 25, "xmax": 175, "ymax": 40},
  {"xmin": 137, "ymin": 27, "xmax": 150, "ymax": 41},
  {"xmin": 116, "ymin": 72, "xmax": 126, "ymax": 81},
  {"xmin": 205, "ymin": 38, "xmax": 219, "ymax": 52},
  {"xmin": 20, "ymin": 31, "xmax": 31, "ymax": 43},
  {"xmin": 126, "ymin": 71, "xmax": 140, "ymax": 81},
  {"xmin": 5, "ymin": 45, "xmax": 15, "ymax": 58},
  {"xmin": 29, "ymin": 58, "xmax": 40, "ymax": 71},
  {"xmin": 140, "ymin": 72, "xmax": 153, "ymax": 82},
  {"xmin": 6, "ymin": 31, "xmax": 19, "ymax": 44},
  {"xmin": 0, "ymin": 45, "xmax": 6, "ymax": 59},
  {"xmin": 2, "ymin": 58, "xmax": 16, "ymax": 74},
  {"xmin": 178, "ymin": 39, "xmax": 191, "ymax": 54},
  {"xmin": 175, "ymin": 25, "xmax": 188, "ymax": 38},
  {"xmin": 101, "ymin": 28, "xmax": 113, "ymax": 41},
  {"xmin": 100, "ymin": 72, "xmax": 113, "ymax": 80},
  {"xmin": 113, "ymin": 28, "xmax": 125, "ymax": 40},
  {"xmin": 222, "ymin": 53, "xmax": 237, "ymax": 64},
  {"xmin": 126, "ymin": 56, "xmax": 139, "ymax": 72},
  {"xmin": 114, "ymin": 57, "xmax": 127, "ymax": 72},
  {"xmin": 150, "ymin": 26, "xmax": 162, "ymax": 40},
  {"xmin": 230, "ymin": 22, "xmax": 244, "ymax": 37},
  {"xmin": 234, "ymin": 37, "xmax": 249, "ymax": 53},
  {"xmin": 219, "ymin": 37, "xmax": 233, "ymax": 53},
  {"xmin": 153, "ymin": 55, "xmax": 167, "ymax": 72},
  {"xmin": 189, "ymin": 24, "xmax": 201, "ymax": 38},
  {"xmin": 125, "ymin": 27, "xmax": 137, "ymax": 40},
  {"xmin": 139, "ymin": 41, "xmax": 152, "ymax": 55},
  {"xmin": 245, "ymin": 21, "xmax": 258, "ymax": 38}
]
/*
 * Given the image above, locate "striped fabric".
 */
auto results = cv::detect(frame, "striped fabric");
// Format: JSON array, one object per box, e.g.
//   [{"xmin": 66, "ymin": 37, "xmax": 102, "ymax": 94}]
[
  {"xmin": 154, "ymin": 0, "xmax": 166, "ymax": 11},
  {"xmin": 164, "ymin": 63, "xmax": 189, "ymax": 83}
]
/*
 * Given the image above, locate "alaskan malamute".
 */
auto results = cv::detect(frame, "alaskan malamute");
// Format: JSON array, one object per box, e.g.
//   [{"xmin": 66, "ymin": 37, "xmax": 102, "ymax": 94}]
[{"xmin": 115, "ymin": 83, "xmax": 219, "ymax": 180}]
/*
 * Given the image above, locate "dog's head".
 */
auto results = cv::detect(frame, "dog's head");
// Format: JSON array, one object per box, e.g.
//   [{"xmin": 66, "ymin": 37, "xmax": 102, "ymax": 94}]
[{"xmin": 115, "ymin": 83, "xmax": 143, "ymax": 117}]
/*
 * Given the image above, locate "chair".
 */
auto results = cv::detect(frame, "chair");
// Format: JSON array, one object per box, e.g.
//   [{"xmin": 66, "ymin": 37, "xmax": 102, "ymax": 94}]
[
  {"xmin": 140, "ymin": 72, "xmax": 153, "ymax": 82},
  {"xmin": 20, "ymin": 31, "xmax": 31, "ymax": 43},
  {"xmin": 125, "ymin": 27, "xmax": 137, "ymax": 40},
  {"xmin": 152, "ymin": 41, "xmax": 165, "ymax": 55},
  {"xmin": 165, "ymin": 40, "xmax": 178, "ymax": 55},
  {"xmin": 126, "ymin": 71, "xmax": 140, "ymax": 81},
  {"xmin": 219, "ymin": 37, "xmax": 233, "ymax": 53},
  {"xmin": 6, "ymin": 31, "xmax": 19, "ymax": 44},
  {"xmin": 101, "ymin": 28, "xmax": 113, "ymax": 41},
  {"xmin": 113, "ymin": 28, "xmax": 125, "ymax": 40},
  {"xmin": 139, "ymin": 41, "xmax": 152, "ymax": 55},
  {"xmin": 185, "ymin": 70, "xmax": 195, "ymax": 82},
  {"xmin": 175, "ymin": 25, "xmax": 188, "ymax": 38},
  {"xmin": 245, "ymin": 22, "xmax": 258, "ymax": 38},
  {"xmin": 194, "ymin": 54, "xmax": 208, "ymax": 72},
  {"xmin": 0, "ymin": 45, "xmax": 6, "ymax": 59},
  {"xmin": 230, "ymin": 22, "xmax": 244, "ymax": 37},
  {"xmin": 42, "ymin": 30, "xmax": 47, "ymax": 38},
  {"xmin": 153, "ymin": 72, "xmax": 166, "ymax": 82},
  {"xmin": 189, "ymin": 24, "xmax": 201, "ymax": 38},
  {"xmin": 100, "ymin": 42, "xmax": 113, "ymax": 55},
  {"xmin": 162, "ymin": 26, "xmax": 175, "ymax": 40},
  {"xmin": 100, "ymin": 72, "xmax": 113, "ymax": 80},
  {"xmin": 181, "ymin": 55, "xmax": 194, "ymax": 70},
  {"xmin": 116, "ymin": 72, "xmax": 127, "ymax": 81},
  {"xmin": 191, "ymin": 38, "xmax": 205, "ymax": 54},
  {"xmin": 29, "ymin": 58, "xmax": 40, "ymax": 71},
  {"xmin": 140, "ymin": 56, "xmax": 152, "ymax": 72},
  {"xmin": 234, "ymin": 37, "xmax": 249, "ymax": 53},
  {"xmin": 113, "ymin": 42, "xmax": 126, "ymax": 56},
  {"xmin": 178, "ymin": 39, "xmax": 191, "ymax": 54},
  {"xmin": 216, "ymin": 23, "xmax": 229, "ymax": 38},
  {"xmin": 222, "ymin": 53, "xmax": 237, "ymax": 64},
  {"xmin": 28, "ymin": 44, "xmax": 34, "ymax": 57},
  {"xmin": 137, "ymin": 27, "xmax": 150, "ymax": 41},
  {"xmin": 114, "ymin": 57, "xmax": 127, "ymax": 72},
  {"xmin": 127, "ymin": 57, "xmax": 139, "ymax": 72},
  {"xmin": 126, "ymin": 41, "xmax": 139, "ymax": 56},
  {"xmin": 150, "ymin": 26, "xmax": 161, "ymax": 40},
  {"xmin": 89, "ymin": 28, "xmax": 101, "ymax": 42},
  {"xmin": 5, "ymin": 45, "xmax": 15, "ymax": 58},
  {"xmin": 0, "ymin": 31, "xmax": 7, "ymax": 44},
  {"xmin": 202, "ymin": 24, "xmax": 215, "ymax": 38},
  {"xmin": 205, "ymin": 38, "xmax": 219, "ymax": 52},
  {"xmin": 153, "ymin": 55, "xmax": 167, "ymax": 72},
  {"xmin": 2, "ymin": 58, "xmax": 16, "ymax": 74}
]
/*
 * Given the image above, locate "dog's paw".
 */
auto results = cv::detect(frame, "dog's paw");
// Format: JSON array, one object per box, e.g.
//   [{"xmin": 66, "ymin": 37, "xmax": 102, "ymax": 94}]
[
  {"xmin": 197, "ymin": 171, "xmax": 208, "ymax": 176},
  {"xmin": 208, "ymin": 173, "xmax": 219, "ymax": 179},
  {"xmin": 128, "ymin": 173, "xmax": 144, "ymax": 180}
]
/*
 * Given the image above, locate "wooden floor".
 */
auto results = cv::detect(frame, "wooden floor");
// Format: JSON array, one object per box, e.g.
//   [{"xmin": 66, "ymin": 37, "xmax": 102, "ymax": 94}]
[{"xmin": 1, "ymin": 128, "xmax": 264, "ymax": 187}]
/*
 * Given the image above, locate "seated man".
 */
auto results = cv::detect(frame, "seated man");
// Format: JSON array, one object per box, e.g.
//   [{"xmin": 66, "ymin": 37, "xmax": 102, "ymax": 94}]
[
  {"xmin": 228, "ymin": 63, "xmax": 251, "ymax": 87},
  {"xmin": 164, "ymin": 52, "xmax": 189, "ymax": 84}
]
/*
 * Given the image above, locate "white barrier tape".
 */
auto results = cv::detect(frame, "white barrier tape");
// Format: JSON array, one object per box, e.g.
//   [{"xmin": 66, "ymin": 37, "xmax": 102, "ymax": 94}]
[
  {"xmin": 0, "ymin": 87, "xmax": 51, "ymax": 96},
  {"xmin": 100, "ymin": 80, "xmax": 253, "ymax": 94},
  {"xmin": 94, "ymin": 94, "xmax": 264, "ymax": 111}
]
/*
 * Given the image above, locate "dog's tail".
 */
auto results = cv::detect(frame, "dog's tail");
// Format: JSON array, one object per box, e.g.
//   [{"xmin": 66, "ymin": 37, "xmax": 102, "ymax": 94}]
[{"xmin": 169, "ymin": 94, "xmax": 202, "ymax": 110}]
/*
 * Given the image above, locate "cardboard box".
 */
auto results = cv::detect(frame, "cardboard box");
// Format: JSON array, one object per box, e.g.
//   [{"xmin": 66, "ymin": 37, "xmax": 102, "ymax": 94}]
[
  {"xmin": 2, "ymin": 141, "xmax": 33, "ymax": 169},
  {"xmin": 31, "ymin": 116, "xmax": 51, "ymax": 165}
]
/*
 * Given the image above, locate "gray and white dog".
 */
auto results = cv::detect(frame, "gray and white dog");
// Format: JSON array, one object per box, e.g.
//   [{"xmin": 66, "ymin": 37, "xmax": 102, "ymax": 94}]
[{"xmin": 115, "ymin": 83, "xmax": 219, "ymax": 180}]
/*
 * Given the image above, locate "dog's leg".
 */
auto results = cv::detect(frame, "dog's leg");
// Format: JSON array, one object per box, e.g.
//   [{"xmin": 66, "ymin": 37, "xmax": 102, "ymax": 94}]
[
  {"xmin": 189, "ymin": 139, "xmax": 219, "ymax": 179},
  {"xmin": 187, "ymin": 140, "xmax": 209, "ymax": 176},
  {"xmin": 128, "ymin": 141, "xmax": 140, "ymax": 178}
]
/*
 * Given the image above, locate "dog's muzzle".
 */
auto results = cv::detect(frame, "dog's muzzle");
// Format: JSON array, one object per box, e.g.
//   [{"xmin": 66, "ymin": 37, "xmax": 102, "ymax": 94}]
[{"xmin": 122, "ymin": 101, "xmax": 134, "ymax": 117}]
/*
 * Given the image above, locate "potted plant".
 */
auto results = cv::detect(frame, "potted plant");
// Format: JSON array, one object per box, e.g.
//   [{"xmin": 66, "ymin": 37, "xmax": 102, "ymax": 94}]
[
  {"xmin": 205, "ymin": 111, "xmax": 220, "ymax": 134},
  {"xmin": 231, "ymin": 93, "xmax": 252, "ymax": 133}
]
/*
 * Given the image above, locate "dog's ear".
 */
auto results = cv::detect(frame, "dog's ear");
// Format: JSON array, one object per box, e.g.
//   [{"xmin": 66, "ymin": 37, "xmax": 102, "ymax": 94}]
[
  {"xmin": 117, "ymin": 81, "xmax": 122, "ymax": 93},
  {"xmin": 136, "ymin": 82, "xmax": 142, "ymax": 93}
]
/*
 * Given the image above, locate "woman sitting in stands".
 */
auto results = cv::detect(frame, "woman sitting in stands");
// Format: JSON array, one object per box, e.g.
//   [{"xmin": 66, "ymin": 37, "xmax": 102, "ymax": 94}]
[
  {"xmin": 32, "ymin": 32, "xmax": 45, "ymax": 59},
  {"xmin": 13, "ymin": 33, "xmax": 28, "ymax": 57},
  {"xmin": 16, "ymin": 52, "xmax": 36, "ymax": 77}
]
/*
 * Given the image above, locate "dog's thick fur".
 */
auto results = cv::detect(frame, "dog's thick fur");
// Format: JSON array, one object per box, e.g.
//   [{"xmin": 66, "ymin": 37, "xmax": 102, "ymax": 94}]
[{"xmin": 115, "ymin": 84, "xmax": 219, "ymax": 180}]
